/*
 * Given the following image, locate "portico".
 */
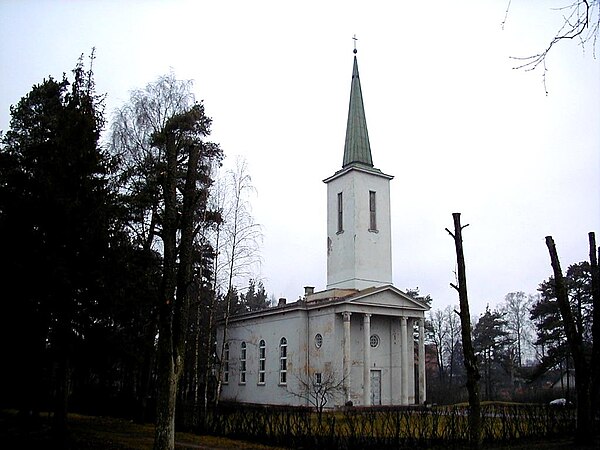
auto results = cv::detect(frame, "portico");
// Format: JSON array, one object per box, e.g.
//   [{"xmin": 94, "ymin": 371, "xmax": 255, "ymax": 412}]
[{"xmin": 339, "ymin": 301, "xmax": 427, "ymax": 406}]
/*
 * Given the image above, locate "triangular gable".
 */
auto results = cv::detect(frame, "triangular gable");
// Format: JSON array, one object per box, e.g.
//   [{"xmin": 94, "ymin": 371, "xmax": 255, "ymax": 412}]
[{"xmin": 345, "ymin": 285, "xmax": 430, "ymax": 311}]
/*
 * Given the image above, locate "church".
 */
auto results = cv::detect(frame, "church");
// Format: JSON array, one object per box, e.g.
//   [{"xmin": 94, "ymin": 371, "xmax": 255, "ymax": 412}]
[{"xmin": 216, "ymin": 48, "xmax": 429, "ymax": 408}]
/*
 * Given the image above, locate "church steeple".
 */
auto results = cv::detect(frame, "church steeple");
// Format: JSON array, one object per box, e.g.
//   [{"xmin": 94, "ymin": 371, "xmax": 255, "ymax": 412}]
[
  {"xmin": 324, "ymin": 45, "xmax": 393, "ymax": 291},
  {"xmin": 342, "ymin": 50, "xmax": 373, "ymax": 168}
]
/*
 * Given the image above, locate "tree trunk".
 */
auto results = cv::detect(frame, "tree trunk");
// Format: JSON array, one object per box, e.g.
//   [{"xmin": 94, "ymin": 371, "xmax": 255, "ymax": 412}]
[
  {"xmin": 53, "ymin": 352, "xmax": 70, "ymax": 448},
  {"xmin": 447, "ymin": 213, "xmax": 481, "ymax": 448},
  {"xmin": 153, "ymin": 131, "xmax": 179, "ymax": 450},
  {"xmin": 153, "ymin": 336, "xmax": 179, "ymax": 450},
  {"xmin": 589, "ymin": 232, "xmax": 600, "ymax": 428},
  {"xmin": 546, "ymin": 236, "xmax": 592, "ymax": 444}
]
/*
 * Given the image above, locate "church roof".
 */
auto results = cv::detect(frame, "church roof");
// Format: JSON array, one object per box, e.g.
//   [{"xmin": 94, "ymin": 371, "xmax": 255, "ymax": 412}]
[
  {"xmin": 342, "ymin": 51, "xmax": 374, "ymax": 169},
  {"xmin": 222, "ymin": 285, "xmax": 429, "ymax": 325}
]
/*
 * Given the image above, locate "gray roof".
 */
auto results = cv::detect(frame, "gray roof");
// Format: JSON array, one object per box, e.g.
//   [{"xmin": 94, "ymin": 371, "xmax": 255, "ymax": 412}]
[
  {"xmin": 222, "ymin": 285, "xmax": 429, "ymax": 325},
  {"xmin": 342, "ymin": 54, "xmax": 374, "ymax": 168}
]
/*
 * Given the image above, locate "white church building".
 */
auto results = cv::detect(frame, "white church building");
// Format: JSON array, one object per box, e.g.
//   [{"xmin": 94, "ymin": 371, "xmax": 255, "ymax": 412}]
[{"xmin": 216, "ymin": 49, "xmax": 429, "ymax": 408}]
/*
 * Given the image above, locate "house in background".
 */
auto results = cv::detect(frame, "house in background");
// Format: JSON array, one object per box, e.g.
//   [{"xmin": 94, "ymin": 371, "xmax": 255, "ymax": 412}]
[{"xmin": 216, "ymin": 49, "xmax": 429, "ymax": 408}]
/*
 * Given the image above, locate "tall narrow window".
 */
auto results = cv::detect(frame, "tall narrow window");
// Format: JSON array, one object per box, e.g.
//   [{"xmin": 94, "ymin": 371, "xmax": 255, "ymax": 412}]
[
  {"xmin": 240, "ymin": 342, "xmax": 247, "ymax": 384},
  {"xmin": 258, "ymin": 339, "xmax": 266, "ymax": 384},
  {"xmin": 279, "ymin": 337, "xmax": 287, "ymax": 384},
  {"xmin": 369, "ymin": 190, "xmax": 377, "ymax": 231},
  {"xmin": 337, "ymin": 192, "xmax": 343, "ymax": 233},
  {"xmin": 223, "ymin": 343, "xmax": 230, "ymax": 384}
]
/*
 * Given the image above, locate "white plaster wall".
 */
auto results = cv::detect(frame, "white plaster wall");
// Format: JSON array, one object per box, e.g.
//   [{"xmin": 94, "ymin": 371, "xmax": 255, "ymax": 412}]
[
  {"xmin": 216, "ymin": 309, "xmax": 308, "ymax": 406},
  {"xmin": 306, "ymin": 308, "xmax": 345, "ymax": 406},
  {"xmin": 326, "ymin": 168, "xmax": 392, "ymax": 290},
  {"xmin": 216, "ymin": 302, "xmax": 422, "ymax": 408}
]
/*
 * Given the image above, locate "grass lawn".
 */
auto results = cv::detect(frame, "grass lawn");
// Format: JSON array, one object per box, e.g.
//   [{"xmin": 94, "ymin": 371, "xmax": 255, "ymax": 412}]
[
  {"xmin": 0, "ymin": 410, "xmax": 284, "ymax": 449},
  {"xmin": 1, "ymin": 409, "xmax": 597, "ymax": 449}
]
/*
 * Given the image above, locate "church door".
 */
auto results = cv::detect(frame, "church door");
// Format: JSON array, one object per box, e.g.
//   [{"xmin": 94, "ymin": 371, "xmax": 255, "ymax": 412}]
[{"xmin": 370, "ymin": 370, "xmax": 381, "ymax": 405}]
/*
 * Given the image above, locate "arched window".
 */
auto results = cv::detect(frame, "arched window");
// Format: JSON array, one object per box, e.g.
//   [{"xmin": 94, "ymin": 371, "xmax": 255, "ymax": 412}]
[
  {"xmin": 223, "ymin": 343, "xmax": 230, "ymax": 384},
  {"xmin": 279, "ymin": 337, "xmax": 287, "ymax": 384},
  {"xmin": 258, "ymin": 339, "xmax": 266, "ymax": 384},
  {"xmin": 240, "ymin": 341, "xmax": 247, "ymax": 384}
]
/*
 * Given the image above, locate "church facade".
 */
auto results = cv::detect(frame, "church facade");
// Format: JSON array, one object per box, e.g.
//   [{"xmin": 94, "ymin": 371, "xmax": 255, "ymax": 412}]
[{"xmin": 216, "ymin": 50, "xmax": 429, "ymax": 408}]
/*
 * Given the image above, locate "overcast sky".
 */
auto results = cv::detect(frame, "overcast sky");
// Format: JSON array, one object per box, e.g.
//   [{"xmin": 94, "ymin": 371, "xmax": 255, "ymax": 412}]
[{"xmin": 1, "ymin": 1, "xmax": 599, "ymax": 317}]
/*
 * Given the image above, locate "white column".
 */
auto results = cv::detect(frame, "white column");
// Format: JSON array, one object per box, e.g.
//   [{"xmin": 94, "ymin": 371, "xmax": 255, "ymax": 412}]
[
  {"xmin": 407, "ymin": 318, "xmax": 415, "ymax": 404},
  {"xmin": 390, "ymin": 318, "xmax": 400, "ymax": 404},
  {"xmin": 418, "ymin": 318, "xmax": 426, "ymax": 404},
  {"xmin": 363, "ymin": 313, "xmax": 371, "ymax": 406},
  {"xmin": 342, "ymin": 311, "xmax": 352, "ymax": 403},
  {"xmin": 400, "ymin": 316, "xmax": 408, "ymax": 405}
]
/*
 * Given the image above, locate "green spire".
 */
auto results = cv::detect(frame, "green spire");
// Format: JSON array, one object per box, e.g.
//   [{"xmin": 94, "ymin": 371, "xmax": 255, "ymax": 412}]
[{"xmin": 342, "ymin": 53, "xmax": 373, "ymax": 168}]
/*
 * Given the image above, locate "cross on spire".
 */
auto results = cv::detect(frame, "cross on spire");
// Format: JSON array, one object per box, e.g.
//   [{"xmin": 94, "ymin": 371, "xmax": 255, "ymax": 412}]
[{"xmin": 352, "ymin": 34, "xmax": 358, "ymax": 54}]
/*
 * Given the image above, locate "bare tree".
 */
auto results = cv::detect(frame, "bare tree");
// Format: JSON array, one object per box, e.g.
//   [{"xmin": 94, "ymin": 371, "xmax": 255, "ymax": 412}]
[
  {"xmin": 428, "ymin": 308, "xmax": 448, "ymax": 381},
  {"xmin": 215, "ymin": 157, "xmax": 262, "ymax": 403},
  {"xmin": 444, "ymin": 305, "xmax": 462, "ymax": 384},
  {"xmin": 111, "ymin": 73, "xmax": 196, "ymax": 252},
  {"xmin": 446, "ymin": 213, "xmax": 481, "ymax": 449},
  {"xmin": 500, "ymin": 292, "xmax": 534, "ymax": 367},
  {"xmin": 288, "ymin": 368, "xmax": 345, "ymax": 423}
]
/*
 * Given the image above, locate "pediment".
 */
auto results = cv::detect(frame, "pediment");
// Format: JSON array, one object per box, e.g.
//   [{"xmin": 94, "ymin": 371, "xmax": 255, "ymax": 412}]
[{"xmin": 346, "ymin": 285, "xmax": 430, "ymax": 312}]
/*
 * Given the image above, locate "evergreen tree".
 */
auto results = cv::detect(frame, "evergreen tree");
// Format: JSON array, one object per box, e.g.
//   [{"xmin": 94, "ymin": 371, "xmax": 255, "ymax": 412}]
[
  {"xmin": 473, "ymin": 306, "xmax": 511, "ymax": 400},
  {"xmin": 530, "ymin": 262, "xmax": 593, "ymax": 390},
  {"xmin": 241, "ymin": 279, "xmax": 269, "ymax": 312},
  {"xmin": 0, "ymin": 53, "xmax": 115, "ymax": 437}
]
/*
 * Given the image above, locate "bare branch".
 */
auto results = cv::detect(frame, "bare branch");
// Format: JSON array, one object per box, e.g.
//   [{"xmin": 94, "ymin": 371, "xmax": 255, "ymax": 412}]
[
  {"xmin": 501, "ymin": 0, "xmax": 513, "ymax": 31},
  {"xmin": 511, "ymin": 0, "xmax": 598, "ymax": 92}
]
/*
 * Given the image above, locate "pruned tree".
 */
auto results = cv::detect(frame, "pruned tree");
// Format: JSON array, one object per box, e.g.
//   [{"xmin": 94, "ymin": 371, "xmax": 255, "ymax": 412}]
[
  {"xmin": 545, "ymin": 234, "xmax": 598, "ymax": 445},
  {"xmin": 530, "ymin": 260, "xmax": 594, "ymax": 399},
  {"xmin": 446, "ymin": 213, "xmax": 481, "ymax": 448}
]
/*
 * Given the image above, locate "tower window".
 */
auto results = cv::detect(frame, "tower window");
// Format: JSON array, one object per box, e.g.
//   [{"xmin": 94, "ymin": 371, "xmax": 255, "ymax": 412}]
[
  {"xmin": 337, "ymin": 192, "xmax": 343, "ymax": 233},
  {"xmin": 279, "ymin": 337, "xmax": 287, "ymax": 384},
  {"xmin": 369, "ymin": 191, "xmax": 377, "ymax": 231},
  {"xmin": 258, "ymin": 339, "xmax": 266, "ymax": 384}
]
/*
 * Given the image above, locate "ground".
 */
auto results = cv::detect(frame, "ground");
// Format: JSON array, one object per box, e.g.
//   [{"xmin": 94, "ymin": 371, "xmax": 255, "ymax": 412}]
[
  {"xmin": 1, "ymin": 409, "xmax": 597, "ymax": 449},
  {"xmin": 0, "ymin": 410, "xmax": 283, "ymax": 450}
]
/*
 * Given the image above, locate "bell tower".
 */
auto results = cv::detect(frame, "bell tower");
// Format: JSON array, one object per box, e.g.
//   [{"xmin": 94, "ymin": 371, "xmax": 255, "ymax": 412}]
[{"xmin": 324, "ymin": 48, "xmax": 394, "ymax": 291}]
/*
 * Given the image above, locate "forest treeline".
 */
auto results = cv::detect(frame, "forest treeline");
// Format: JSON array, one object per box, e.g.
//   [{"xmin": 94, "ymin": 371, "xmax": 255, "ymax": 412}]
[
  {"xmin": 425, "ymin": 260, "xmax": 594, "ymax": 405},
  {"xmin": 0, "ymin": 55, "xmax": 268, "ymax": 447}
]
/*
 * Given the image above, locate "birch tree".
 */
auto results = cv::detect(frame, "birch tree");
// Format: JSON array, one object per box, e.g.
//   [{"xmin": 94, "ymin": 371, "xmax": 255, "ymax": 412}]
[{"xmin": 213, "ymin": 157, "xmax": 262, "ymax": 403}]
